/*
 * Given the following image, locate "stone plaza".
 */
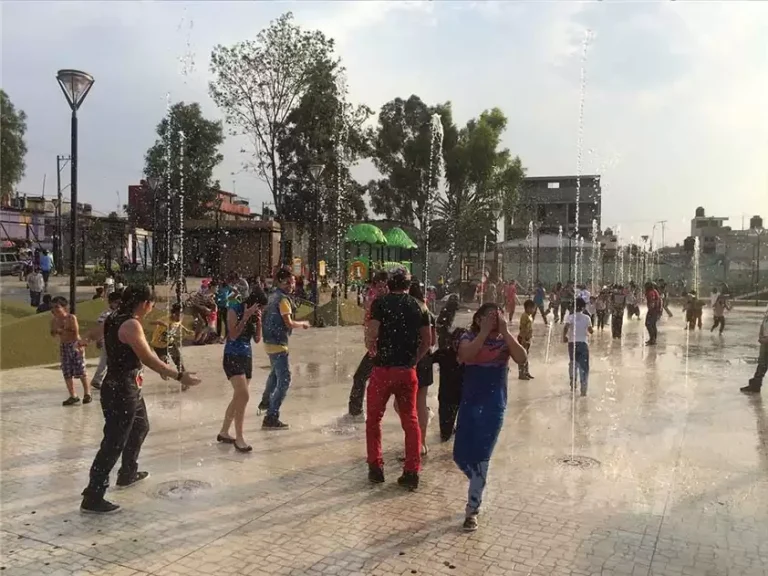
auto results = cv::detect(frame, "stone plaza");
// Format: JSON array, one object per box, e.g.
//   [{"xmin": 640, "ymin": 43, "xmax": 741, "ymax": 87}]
[{"xmin": 1, "ymin": 307, "xmax": 768, "ymax": 576}]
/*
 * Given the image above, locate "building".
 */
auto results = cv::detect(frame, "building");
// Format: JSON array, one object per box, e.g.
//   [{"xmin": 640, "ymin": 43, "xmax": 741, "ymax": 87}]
[
  {"xmin": 505, "ymin": 175, "xmax": 601, "ymax": 240},
  {"xmin": 688, "ymin": 206, "xmax": 730, "ymax": 254},
  {"xmin": 127, "ymin": 184, "xmax": 253, "ymax": 231}
]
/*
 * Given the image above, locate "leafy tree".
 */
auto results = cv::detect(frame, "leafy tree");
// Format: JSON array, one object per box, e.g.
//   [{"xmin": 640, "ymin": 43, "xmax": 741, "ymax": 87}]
[
  {"xmin": 143, "ymin": 102, "xmax": 224, "ymax": 220},
  {"xmin": 277, "ymin": 60, "xmax": 371, "ymax": 254},
  {"xmin": 431, "ymin": 108, "xmax": 525, "ymax": 279},
  {"xmin": 367, "ymin": 95, "xmax": 457, "ymax": 232},
  {"xmin": 209, "ymin": 12, "xmax": 336, "ymax": 219},
  {"xmin": 0, "ymin": 90, "xmax": 28, "ymax": 202}
]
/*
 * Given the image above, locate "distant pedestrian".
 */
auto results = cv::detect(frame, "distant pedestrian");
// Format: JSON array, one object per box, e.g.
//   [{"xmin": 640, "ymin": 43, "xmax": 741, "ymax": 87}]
[
  {"xmin": 49, "ymin": 296, "xmax": 92, "ymax": 406},
  {"xmin": 27, "ymin": 266, "xmax": 44, "ymax": 307},
  {"xmin": 39, "ymin": 250, "xmax": 53, "ymax": 289}
]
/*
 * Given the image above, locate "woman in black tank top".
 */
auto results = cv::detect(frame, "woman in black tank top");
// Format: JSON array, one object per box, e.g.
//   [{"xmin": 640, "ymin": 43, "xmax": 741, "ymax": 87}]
[{"xmin": 80, "ymin": 284, "xmax": 201, "ymax": 515}]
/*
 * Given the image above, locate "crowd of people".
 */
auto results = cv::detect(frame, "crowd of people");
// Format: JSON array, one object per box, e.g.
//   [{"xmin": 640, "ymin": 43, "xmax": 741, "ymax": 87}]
[{"xmin": 39, "ymin": 263, "xmax": 768, "ymax": 531}]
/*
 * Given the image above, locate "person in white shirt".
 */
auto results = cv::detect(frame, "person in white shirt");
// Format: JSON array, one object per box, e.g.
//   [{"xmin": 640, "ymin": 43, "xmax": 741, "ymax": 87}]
[
  {"xmin": 563, "ymin": 297, "xmax": 594, "ymax": 397},
  {"xmin": 27, "ymin": 267, "xmax": 45, "ymax": 307}
]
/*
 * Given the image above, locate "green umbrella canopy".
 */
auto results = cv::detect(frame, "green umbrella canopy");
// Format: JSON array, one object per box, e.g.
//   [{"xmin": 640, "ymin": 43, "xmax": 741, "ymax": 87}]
[
  {"xmin": 384, "ymin": 227, "xmax": 418, "ymax": 249},
  {"xmin": 345, "ymin": 223, "xmax": 388, "ymax": 245}
]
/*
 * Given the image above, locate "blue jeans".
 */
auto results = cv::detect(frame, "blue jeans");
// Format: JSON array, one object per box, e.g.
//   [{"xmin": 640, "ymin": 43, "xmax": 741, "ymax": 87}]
[
  {"xmin": 262, "ymin": 352, "xmax": 291, "ymax": 418},
  {"xmin": 457, "ymin": 460, "xmax": 489, "ymax": 516},
  {"xmin": 568, "ymin": 342, "xmax": 589, "ymax": 394}
]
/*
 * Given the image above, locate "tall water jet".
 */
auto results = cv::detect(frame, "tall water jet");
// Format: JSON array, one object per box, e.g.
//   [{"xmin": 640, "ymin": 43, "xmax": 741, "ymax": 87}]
[
  {"xmin": 590, "ymin": 219, "xmax": 598, "ymax": 293},
  {"xmin": 557, "ymin": 225, "xmax": 564, "ymax": 283},
  {"xmin": 526, "ymin": 221, "xmax": 534, "ymax": 294},
  {"xmin": 423, "ymin": 113, "xmax": 444, "ymax": 287},
  {"xmin": 693, "ymin": 236, "xmax": 700, "ymax": 296}
]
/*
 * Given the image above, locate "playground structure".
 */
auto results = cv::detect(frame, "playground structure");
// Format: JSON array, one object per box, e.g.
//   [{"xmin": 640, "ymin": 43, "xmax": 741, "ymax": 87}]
[{"xmin": 345, "ymin": 223, "xmax": 417, "ymax": 287}]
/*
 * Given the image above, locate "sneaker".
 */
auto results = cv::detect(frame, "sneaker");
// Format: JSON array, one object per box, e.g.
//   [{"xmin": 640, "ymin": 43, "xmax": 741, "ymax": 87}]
[
  {"xmin": 262, "ymin": 416, "xmax": 289, "ymax": 430},
  {"xmin": 80, "ymin": 497, "xmax": 121, "ymax": 515},
  {"xmin": 740, "ymin": 384, "xmax": 762, "ymax": 394},
  {"xmin": 518, "ymin": 374, "xmax": 530, "ymax": 381},
  {"xmin": 115, "ymin": 471, "xmax": 149, "ymax": 489},
  {"xmin": 463, "ymin": 515, "xmax": 479, "ymax": 532},
  {"xmin": 91, "ymin": 382, "xmax": 101, "ymax": 390},
  {"xmin": 397, "ymin": 471, "xmax": 419, "ymax": 491},
  {"xmin": 368, "ymin": 464, "xmax": 385, "ymax": 484},
  {"xmin": 62, "ymin": 396, "xmax": 81, "ymax": 406},
  {"xmin": 82, "ymin": 394, "xmax": 92, "ymax": 405},
  {"xmin": 526, "ymin": 374, "xmax": 535, "ymax": 380}
]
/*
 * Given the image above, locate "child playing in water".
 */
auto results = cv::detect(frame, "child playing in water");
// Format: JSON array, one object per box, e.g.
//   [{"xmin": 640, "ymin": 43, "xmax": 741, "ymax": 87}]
[
  {"xmin": 563, "ymin": 297, "xmax": 593, "ymax": 396},
  {"xmin": 711, "ymin": 293, "xmax": 731, "ymax": 334},
  {"xmin": 150, "ymin": 304, "xmax": 191, "ymax": 385},
  {"xmin": 518, "ymin": 300, "xmax": 535, "ymax": 380},
  {"xmin": 49, "ymin": 296, "xmax": 91, "ymax": 406}
]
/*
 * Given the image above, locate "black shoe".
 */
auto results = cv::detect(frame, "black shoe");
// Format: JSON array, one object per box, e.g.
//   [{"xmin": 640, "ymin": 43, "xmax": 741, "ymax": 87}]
[
  {"xmin": 518, "ymin": 374, "xmax": 530, "ymax": 381},
  {"xmin": 397, "ymin": 471, "xmax": 419, "ymax": 491},
  {"xmin": 91, "ymin": 382, "xmax": 101, "ymax": 390},
  {"xmin": 740, "ymin": 384, "xmax": 762, "ymax": 394},
  {"xmin": 526, "ymin": 374, "xmax": 535, "ymax": 380},
  {"xmin": 217, "ymin": 434, "xmax": 235, "ymax": 444},
  {"xmin": 82, "ymin": 394, "xmax": 92, "ymax": 404},
  {"xmin": 262, "ymin": 416, "xmax": 289, "ymax": 430},
  {"xmin": 368, "ymin": 464, "xmax": 385, "ymax": 484},
  {"xmin": 80, "ymin": 497, "xmax": 120, "ymax": 514},
  {"xmin": 115, "ymin": 471, "xmax": 149, "ymax": 489},
  {"xmin": 62, "ymin": 396, "xmax": 81, "ymax": 406},
  {"xmin": 234, "ymin": 441, "xmax": 253, "ymax": 453}
]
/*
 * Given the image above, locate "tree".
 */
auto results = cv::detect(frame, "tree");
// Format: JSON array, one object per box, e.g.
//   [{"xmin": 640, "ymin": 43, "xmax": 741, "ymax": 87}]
[
  {"xmin": 367, "ymin": 95, "xmax": 457, "ymax": 232},
  {"xmin": 431, "ymin": 108, "xmax": 525, "ymax": 279},
  {"xmin": 0, "ymin": 90, "xmax": 28, "ymax": 202},
  {"xmin": 209, "ymin": 12, "xmax": 336, "ymax": 220},
  {"xmin": 277, "ymin": 61, "xmax": 371, "ymax": 245},
  {"xmin": 143, "ymin": 102, "xmax": 224, "ymax": 220}
]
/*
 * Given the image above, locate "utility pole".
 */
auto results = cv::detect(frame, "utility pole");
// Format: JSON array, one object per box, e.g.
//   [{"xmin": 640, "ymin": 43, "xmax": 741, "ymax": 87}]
[{"xmin": 56, "ymin": 155, "xmax": 71, "ymax": 268}]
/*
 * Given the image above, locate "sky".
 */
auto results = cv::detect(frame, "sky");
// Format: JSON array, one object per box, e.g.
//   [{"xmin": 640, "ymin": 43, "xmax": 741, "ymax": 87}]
[{"xmin": 2, "ymin": 0, "xmax": 767, "ymax": 246}]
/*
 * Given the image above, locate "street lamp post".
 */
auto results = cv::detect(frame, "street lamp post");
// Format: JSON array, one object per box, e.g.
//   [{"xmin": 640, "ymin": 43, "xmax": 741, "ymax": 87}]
[
  {"xmin": 56, "ymin": 69, "xmax": 94, "ymax": 314},
  {"xmin": 309, "ymin": 163, "xmax": 325, "ymax": 326},
  {"xmin": 146, "ymin": 176, "xmax": 161, "ymax": 292},
  {"xmin": 753, "ymin": 226, "xmax": 765, "ymax": 307}
]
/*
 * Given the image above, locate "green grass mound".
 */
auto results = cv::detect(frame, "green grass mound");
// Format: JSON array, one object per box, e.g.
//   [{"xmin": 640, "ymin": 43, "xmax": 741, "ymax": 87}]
[
  {"xmin": 0, "ymin": 299, "xmax": 38, "ymax": 325},
  {"xmin": 296, "ymin": 298, "xmax": 364, "ymax": 327},
  {"xmin": 0, "ymin": 300, "xmax": 193, "ymax": 371}
]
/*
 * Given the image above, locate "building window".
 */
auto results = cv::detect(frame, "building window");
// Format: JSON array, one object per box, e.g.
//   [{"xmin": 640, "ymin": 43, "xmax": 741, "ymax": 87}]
[{"xmin": 547, "ymin": 182, "xmax": 560, "ymax": 189}]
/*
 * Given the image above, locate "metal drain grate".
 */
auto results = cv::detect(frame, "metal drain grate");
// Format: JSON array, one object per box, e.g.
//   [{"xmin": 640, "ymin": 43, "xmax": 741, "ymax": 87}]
[
  {"xmin": 555, "ymin": 455, "xmax": 601, "ymax": 469},
  {"xmin": 153, "ymin": 479, "xmax": 212, "ymax": 500}
]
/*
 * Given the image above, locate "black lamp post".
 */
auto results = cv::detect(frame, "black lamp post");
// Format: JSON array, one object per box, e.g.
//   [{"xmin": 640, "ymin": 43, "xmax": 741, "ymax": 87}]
[
  {"xmin": 753, "ymin": 226, "xmax": 765, "ymax": 307},
  {"xmin": 309, "ymin": 163, "xmax": 325, "ymax": 326},
  {"xmin": 146, "ymin": 176, "xmax": 161, "ymax": 292},
  {"xmin": 56, "ymin": 69, "xmax": 94, "ymax": 314}
]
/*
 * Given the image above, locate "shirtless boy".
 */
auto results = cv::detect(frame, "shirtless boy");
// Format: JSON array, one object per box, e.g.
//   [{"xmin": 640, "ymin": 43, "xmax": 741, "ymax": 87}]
[{"xmin": 50, "ymin": 296, "xmax": 92, "ymax": 406}]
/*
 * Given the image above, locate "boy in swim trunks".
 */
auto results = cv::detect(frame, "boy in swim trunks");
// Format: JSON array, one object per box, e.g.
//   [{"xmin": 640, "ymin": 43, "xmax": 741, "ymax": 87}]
[{"xmin": 50, "ymin": 296, "xmax": 92, "ymax": 406}]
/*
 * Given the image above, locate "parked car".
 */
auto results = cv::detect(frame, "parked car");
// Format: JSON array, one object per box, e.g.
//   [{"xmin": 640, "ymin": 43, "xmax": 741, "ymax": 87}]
[{"xmin": 0, "ymin": 252, "xmax": 20, "ymax": 276}]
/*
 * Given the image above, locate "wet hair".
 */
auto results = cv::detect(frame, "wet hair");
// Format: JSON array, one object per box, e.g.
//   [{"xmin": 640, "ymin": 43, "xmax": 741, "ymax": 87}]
[
  {"xmin": 388, "ymin": 270, "xmax": 410, "ymax": 292},
  {"xmin": 409, "ymin": 280, "xmax": 425, "ymax": 302},
  {"xmin": 171, "ymin": 303, "xmax": 182, "ymax": 315},
  {"xmin": 42, "ymin": 294, "xmax": 52, "ymax": 304},
  {"xmin": 107, "ymin": 291, "xmax": 122, "ymax": 304},
  {"xmin": 373, "ymin": 270, "xmax": 389, "ymax": 284},
  {"xmin": 470, "ymin": 302, "xmax": 500, "ymax": 333},
  {"xmin": 275, "ymin": 268, "xmax": 293, "ymax": 285},
  {"xmin": 575, "ymin": 297, "xmax": 586, "ymax": 311},
  {"xmin": 117, "ymin": 284, "xmax": 154, "ymax": 314},
  {"xmin": 523, "ymin": 299, "xmax": 535, "ymax": 310},
  {"xmin": 51, "ymin": 296, "xmax": 68, "ymax": 308},
  {"xmin": 246, "ymin": 284, "xmax": 269, "ymax": 307},
  {"xmin": 555, "ymin": 282, "xmax": 562, "ymax": 290},
  {"xmin": 436, "ymin": 295, "xmax": 460, "ymax": 336}
]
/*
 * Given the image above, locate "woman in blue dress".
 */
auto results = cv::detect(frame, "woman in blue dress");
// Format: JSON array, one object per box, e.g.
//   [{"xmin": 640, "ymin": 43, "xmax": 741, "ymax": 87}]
[{"xmin": 454, "ymin": 302, "xmax": 527, "ymax": 532}]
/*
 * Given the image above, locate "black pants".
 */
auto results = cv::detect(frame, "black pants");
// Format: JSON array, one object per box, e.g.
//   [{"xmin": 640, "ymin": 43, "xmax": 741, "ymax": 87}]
[
  {"xmin": 711, "ymin": 316, "xmax": 725, "ymax": 333},
  {"xmin": 41, "ymin": 270, "xmax": 50, "ymax": 286},
  {"xmin": 435, "ymin": 350, "xmax": 463, "ymax": 440},
  {"xmin": 348, "ymin": 353, "xmax": 375, "ymax": 416},
  {"xmin": 750, "ymin": 343, "xmax": 768, "ymax": 388},
  {"xmin": 29, "ymin": 291, "xmax": 41, "ymax": 307},
  {"xmin": 560, "ymin": 302, "xmax": 573, "ymax": 319},
  {"xmin": 645, "ymin": 312, "xmax": 659, "ymax": 343},
  {"xmin": 611, "ymin": 311, "xmax": 624, "ymax": 338},
  {"xmin": 532, "ymin": 303, "xmax": 548, "ymax": 323},
  {"xmin": 596, "ymin": 310, "xmax": 607, "ymax": 330},
  {"xmin": 216, "ymin": 307, "xmax": 227, "ymax": 338},
  {"xmin": 83, "ymin": 375, "xmax": 149, "ymax": 500}
]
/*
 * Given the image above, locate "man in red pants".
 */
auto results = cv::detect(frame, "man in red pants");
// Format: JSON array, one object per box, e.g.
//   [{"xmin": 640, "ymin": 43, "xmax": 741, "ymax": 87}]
[{"xmin": 365, "ymin": 268, "xmax": 431, "ymax": 490}]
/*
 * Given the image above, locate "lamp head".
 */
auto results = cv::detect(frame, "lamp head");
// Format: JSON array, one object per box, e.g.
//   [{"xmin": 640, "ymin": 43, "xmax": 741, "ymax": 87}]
[{"xmin": 56, "ymin": 69, "xmax": 94, "ymax": 111}]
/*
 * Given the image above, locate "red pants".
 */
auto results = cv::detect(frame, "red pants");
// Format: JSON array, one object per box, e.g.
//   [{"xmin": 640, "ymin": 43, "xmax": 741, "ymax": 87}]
[{"xmin": 366, "ymin": 366, "xmax": 421, "ymax": 473}]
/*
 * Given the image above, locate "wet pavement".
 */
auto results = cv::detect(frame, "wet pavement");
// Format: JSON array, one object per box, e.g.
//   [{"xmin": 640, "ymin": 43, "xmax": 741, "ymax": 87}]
[{"xmin": 1, "ymin": 306, "xmax": 767, "ymax": 576}]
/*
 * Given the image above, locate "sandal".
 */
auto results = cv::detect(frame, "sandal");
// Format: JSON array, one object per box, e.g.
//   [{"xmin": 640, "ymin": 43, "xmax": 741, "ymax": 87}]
[
  {"xmin": 216, "ymin": 434, "xmax": 235, "ymax": 444},
  {"xmin": 234, "ymin": 441, "xmax": 252, "ymax": 453}
]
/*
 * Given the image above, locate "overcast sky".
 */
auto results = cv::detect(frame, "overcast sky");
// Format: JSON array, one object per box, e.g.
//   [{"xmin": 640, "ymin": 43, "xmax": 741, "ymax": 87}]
[{"xmin": 2, "ymin": 1, "xmax": 767, "ymax": 245}]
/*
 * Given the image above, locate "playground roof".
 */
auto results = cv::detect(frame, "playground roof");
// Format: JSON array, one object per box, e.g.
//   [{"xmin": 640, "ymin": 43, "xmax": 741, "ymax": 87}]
[
  {"xmin": 384, "ymin": 227, "xmax": 418, "ymax": 249},
  {"xmin": 345, "ymin": 223, "xmax": 388, "ymax": 245}
]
